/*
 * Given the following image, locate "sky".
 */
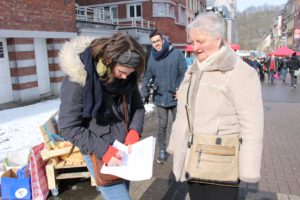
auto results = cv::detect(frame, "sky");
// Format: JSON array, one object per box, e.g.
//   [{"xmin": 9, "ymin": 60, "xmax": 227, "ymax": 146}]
[
  {"xmin": 236, "ymin": 0, "xmax": 288, "ymax": 12},
  {"xmin": 0, "ymin": 98, "xmax": 155, "ymax": 178}
]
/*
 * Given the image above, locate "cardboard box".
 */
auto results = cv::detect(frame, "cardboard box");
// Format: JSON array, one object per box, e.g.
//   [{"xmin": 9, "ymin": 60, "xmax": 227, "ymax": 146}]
[{"xmin": 1, "ymin": 168, "xmax": 31, "ymax": 200}]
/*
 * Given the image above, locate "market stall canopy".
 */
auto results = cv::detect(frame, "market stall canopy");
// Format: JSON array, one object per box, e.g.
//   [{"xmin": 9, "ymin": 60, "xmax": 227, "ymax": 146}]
[
  {"xmin": 269, "ymin": 46, "xmax": 300, "ymax": 56},
  {"xmin": 230, "ymin": 43, "xmax": 240, "ymax": 51},
  {"xmin": 185, "ymin": 45, "xmax": 193, "ymax": 52},
  {"xmin": 185, "ymin": 43, "xmax": 240, "ymax": 52}
]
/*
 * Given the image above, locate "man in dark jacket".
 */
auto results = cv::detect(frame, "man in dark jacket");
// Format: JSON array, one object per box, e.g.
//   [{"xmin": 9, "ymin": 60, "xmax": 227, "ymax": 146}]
[
  {"xmin": 289, "ymin": 52, "xmax": 300, "ymax": 88},
  {"xmin": 141, "ymin": 30, "xmax": 187, "ymax": 164}
]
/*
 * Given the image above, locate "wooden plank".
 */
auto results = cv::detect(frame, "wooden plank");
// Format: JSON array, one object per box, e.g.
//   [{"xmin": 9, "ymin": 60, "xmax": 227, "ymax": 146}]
[
  {"xmin": 56, "ymin": 160, "xmax": 66, "ymax": 168},
  {"xmin": 48, "ymin": 158, "xmax": 59, "ymax": 166},
  {"xmin": 46, "ymin": 163, "xmax": 57, "ymax": 190},
  {"xmin": 56, "ymin": 172, "xmax": 90, "ymax": 180},
  {"xmin": 41, "ymin": 146, "xmax": 80, "ymax": 160},
  {"xmin": 65, "ymin": 161, "xmax": 74, "ymax": 166},
  {"xmin": 39, "ymin": 127, "xmax": 52, "ymax": 149},
  {"xmin": 55, "ymin": 163, "xmax": 86, "ymax": 169}
]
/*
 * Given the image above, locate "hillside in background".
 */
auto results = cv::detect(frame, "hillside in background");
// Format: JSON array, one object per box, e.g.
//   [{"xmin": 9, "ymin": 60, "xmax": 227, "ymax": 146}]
[{"xmin": 236, "ymin": 5, "xmax": 283, "ymax": 50}]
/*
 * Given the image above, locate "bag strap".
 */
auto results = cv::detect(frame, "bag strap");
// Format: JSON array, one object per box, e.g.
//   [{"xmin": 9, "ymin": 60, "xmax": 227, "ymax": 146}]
[
  {"xmin": 185, "ymin": 70, "xmax": 203, "ymax": 147},
  {"xmin": 185, "ymin": 70, "xmax": 232, "ymax": 148},
  {"xmin": 122, "ymin": 95, "xmax": 129, "ymax": 131},
  {"xmin": 90, "ymin": 153, "xmax": 102, "ymax": 186},
  {"xmin": 185, "ymin": 75, "xmax": 194, "ymax": 148},
  {"xmin": 90, "ymin": 94, "xmax": 128, "ymax": 185}
]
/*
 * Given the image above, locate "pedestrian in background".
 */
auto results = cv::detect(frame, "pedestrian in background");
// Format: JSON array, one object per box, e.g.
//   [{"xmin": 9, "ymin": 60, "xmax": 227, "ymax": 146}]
[
  {"xmin": 58, "ymin": 33, "xmax": 146, "ymax": 199},
  {"xmin": 249, "ymin": 54, "xmax": 261, "ymax": 72},
  {"xmin": 289, "ymin": 52, "xmax": 300, "ymax": 88},
  {"xmin": 167, "ymin": 12, "xmax": 264, "ymax": 200},
  {"xmin": 141, "ymin": 30, "xmax": 187, "ymax": 164},
  {"xmin": 266, "ymin": 55, "xmax": 277, "ymax": 84},
  {"xmin": 258, "ymin": 57, "xmax": 266, "ymax": 82},
  {"xmin": 280, "ymin": 56, "xmax": 290, "ymax": 83}
]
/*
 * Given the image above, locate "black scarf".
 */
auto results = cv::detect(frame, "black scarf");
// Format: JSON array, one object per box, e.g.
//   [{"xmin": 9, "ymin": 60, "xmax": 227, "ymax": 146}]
[
  {"xmin": 80, "ymin": 47, "xmax": 137, "ymax": 119},
  {"xmin": 151, "ymin": 39, "xmax": 172, "ymax": 60},
  {"xmin": 102, "ymin": 73, "xmax": 137, "ymax": 95}
]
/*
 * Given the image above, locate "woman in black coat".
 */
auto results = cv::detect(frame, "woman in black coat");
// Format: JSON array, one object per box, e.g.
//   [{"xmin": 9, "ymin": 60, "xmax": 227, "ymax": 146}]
[{"xmin": 58, "ymin": 33, "xmax": 146, "ymax": 199}]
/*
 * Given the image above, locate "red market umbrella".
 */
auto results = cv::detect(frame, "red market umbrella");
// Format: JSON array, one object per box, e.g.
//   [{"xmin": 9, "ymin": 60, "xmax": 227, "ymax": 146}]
[
  {"xmin": 269, "ymin": 46, "xmax": 296, "ymax": 56},
  {"xmin": 230, "ymin": 43, "xmax": 240, "ymax": 51},
  {"xmin": 185, "ymin": 45, "xmax": 193, "ymax": 52},
  {"xmin": 186, "ymin": 43, "xmax": 241, "ymax": 52}
]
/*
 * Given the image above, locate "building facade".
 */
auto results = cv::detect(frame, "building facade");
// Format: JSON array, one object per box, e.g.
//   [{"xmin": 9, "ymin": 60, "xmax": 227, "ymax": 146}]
[
  {"xmin": 0, "ymin": 0, "xmax": 77, "ymax": 104},
  {"xmin": 76, "ymin": 0, "xmax": 189, "ymax": 49},
  {"xmin": 258, "ymin": 0, "xmax": 300, "ymax": 52},
  {"xmin": 0, "ymin": 0, "xmax": 235, "ymax": 105}
]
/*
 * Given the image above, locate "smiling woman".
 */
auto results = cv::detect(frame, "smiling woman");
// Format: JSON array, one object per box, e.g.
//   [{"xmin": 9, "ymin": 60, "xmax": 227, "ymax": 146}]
[{"xmin": 167, "ymin": 12, "xmax": 264, "ymax": 200}]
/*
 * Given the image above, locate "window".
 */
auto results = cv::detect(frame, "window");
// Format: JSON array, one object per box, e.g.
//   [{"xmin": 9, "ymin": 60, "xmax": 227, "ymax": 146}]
[
  {"xmin": 0, "ymin": 42, "xmax": 3, "ymax": 58},
  {"xmin": 111, "ymin": 6, "xmax": 118, "ymax": 19},
  {"xmin": 153, "ymin": 2, "xmax": 175, "ymax": 18},
  {"xmin": 178, "ymin": 5, "xmax": 186, "ymax": 24},
  {"xmin": 127, "ymin": 4, "xmax": 142, "ymax": 18},
  {"xmin": 99, "ymin": 6, "xmax": 118, "ymax": 20}
]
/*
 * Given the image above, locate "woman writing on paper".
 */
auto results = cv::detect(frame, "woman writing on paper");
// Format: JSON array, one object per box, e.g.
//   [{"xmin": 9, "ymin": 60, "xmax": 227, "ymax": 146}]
[
  {"xmin": 167, "ymin": 12, "xmax": 264, "ymax": 200},
  {"xmin": 58, "ymin": 33, "xmax": 146, "ymax": 199}
]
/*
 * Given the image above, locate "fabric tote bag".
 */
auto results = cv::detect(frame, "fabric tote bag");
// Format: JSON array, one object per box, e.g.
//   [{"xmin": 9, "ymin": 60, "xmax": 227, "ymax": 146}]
[{"xmin": 29, "ymin": 143, "xmax": 49, "ymax": 200}]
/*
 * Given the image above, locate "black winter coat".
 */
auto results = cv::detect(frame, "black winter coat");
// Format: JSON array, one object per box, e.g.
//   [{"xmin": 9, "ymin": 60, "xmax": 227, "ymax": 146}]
[
  {"xmin": 58, "ymin": 37, "xmax": 145, "ymax": 159},
  {"xmin": 59, "ymin": 77, "xmax": 145, "ymax": 159}
]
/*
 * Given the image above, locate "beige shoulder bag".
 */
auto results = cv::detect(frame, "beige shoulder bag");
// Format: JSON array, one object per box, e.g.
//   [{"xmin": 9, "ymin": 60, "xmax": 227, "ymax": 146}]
[{"xmin": 184, "ymin": 72, "xmax": 240, "ymax": 186}]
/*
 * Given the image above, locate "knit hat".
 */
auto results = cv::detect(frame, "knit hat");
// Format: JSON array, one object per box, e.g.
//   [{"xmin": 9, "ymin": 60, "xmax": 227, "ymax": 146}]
[{"xmin": 117, "ymin": 51, "xmax": 141, "ymax": 68}]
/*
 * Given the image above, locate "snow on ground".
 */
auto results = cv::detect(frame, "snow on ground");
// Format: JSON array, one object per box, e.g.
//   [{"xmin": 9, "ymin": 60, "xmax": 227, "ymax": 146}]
[
  {"xmin": 0, "ymin": 99, "xmax": 60, "ymax": 161},
  {"xmin": 0, "ymin": 98, "xmax": 155, "ymax": 162}
]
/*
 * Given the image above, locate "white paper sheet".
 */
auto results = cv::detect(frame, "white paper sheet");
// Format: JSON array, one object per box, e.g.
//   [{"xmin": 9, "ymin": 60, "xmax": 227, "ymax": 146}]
[{"xmin": 100, "ymin": 136, "xmax": 156, "ymax": 181}]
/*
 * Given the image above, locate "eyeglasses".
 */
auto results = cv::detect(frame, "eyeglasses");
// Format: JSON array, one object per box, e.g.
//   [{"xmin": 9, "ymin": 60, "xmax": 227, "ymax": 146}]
[{"xmin": 151, "ymin": 39, "xmax": 162, "ymax": 44}]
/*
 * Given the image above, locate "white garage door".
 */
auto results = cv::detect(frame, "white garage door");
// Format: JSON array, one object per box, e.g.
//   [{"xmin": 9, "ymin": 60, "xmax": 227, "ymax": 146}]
[
  {"xmin": 0, "ymin": 38, "xmax": 13, "ymax": 104},
  {"xmin": 34, "ymin": 38, "xmax": 50, "ymax": 95}
]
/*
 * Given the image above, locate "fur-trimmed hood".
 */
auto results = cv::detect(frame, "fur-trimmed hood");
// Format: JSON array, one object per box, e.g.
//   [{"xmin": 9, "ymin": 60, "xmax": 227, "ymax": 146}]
[{"xmin": 59, "ymin": 36, "xmax": 95, "ymax": 86}]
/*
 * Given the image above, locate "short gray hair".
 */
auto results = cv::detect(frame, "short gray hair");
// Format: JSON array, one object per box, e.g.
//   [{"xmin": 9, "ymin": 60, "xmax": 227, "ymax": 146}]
[{"xmin": 187, "ymin": 12, "xmax": 225, "ymax": 38}]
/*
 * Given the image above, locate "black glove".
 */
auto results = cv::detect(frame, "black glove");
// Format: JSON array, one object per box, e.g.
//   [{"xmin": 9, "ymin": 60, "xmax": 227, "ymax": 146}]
[{"xmin": 238, "ymin": 181, "xmax": 259, "ymax": 200}]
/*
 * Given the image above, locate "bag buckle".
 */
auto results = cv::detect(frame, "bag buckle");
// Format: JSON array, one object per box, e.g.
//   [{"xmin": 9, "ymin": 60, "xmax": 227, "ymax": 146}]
[
  {"xmin": 215, "ymin": 137, "xmax": 222, "ymax": 145},
  {"xmin": 187, "ymin": 135, "xmax": 193, "ymax": 148}
]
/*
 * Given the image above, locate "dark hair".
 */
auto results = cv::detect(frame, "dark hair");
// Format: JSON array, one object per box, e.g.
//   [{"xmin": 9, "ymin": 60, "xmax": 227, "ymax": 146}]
[
  {"xmin": 89, "ymin": 33, "xmax": 146, "ymax": 83},
  {"xmin": 149, "ymin": 30, "xmax": 163, "ymax": 39},
  {"xmin": 292, "ymin": 52, "xmax": 297, "ymax": 56}
]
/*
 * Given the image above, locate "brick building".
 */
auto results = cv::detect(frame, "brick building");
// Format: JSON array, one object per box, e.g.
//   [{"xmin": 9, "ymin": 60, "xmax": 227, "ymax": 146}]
[
  {"xmin": 76, "ymin": 0, "xmax": 189, "ymax": 49},
  {"xmin": 0, "ymin": 0, "xmax": 76, "ymax": 104},
  {"xmin": 0, "ymin": 0, "xmax": 206, "ymax": 105}
]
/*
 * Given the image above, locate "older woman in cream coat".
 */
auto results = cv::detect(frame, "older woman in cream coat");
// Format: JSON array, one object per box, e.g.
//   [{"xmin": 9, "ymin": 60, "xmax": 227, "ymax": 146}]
[{"xmin": 167, "ymin": 12, "xmax": 263, "ymax": 200}]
